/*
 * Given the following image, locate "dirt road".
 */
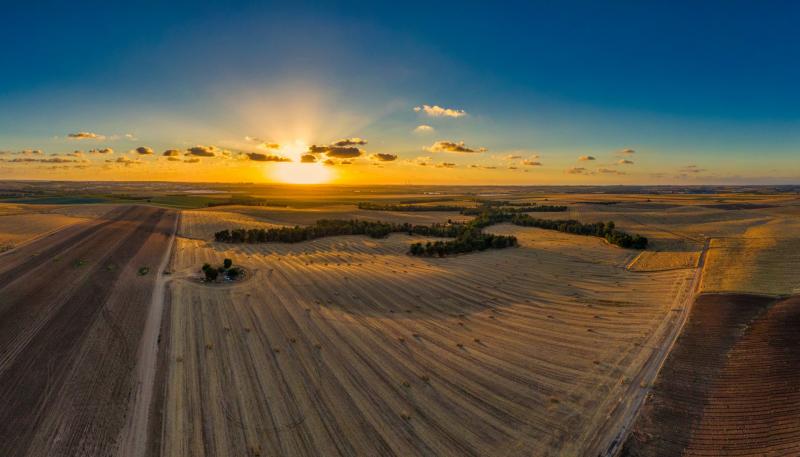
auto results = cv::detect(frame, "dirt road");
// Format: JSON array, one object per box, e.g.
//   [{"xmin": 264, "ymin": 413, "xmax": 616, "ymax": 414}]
[
  {"xmin": 585, "ymin": 238, "xmax": 710, "ymax": 457},
  {"xmin": 117, "ymin": 212, "xmax": 178, "ymax": 457},
  {"xmin": 0, "ymin": 205, "xmax": 176, "ymax": 457}
]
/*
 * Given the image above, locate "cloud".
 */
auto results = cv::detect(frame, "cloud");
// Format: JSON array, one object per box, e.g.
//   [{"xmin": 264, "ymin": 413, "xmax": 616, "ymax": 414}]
[
  {"xmin": 414, "ymin": 104, "xmax": 467, "ymax": 118},
  {"xmin": 578, "ymin": 155, "xmax": 596, "ymax": 161},
  {"xmin": 124, "ymin": 133, "xmax": 136, "ymax": 140},
  {"xmin": 506, "ymin": 155, "xmax": 522, "ymax": 160},
  {"xmin": 340, "ymin": 160, "xmax": 353, "ymax": 165},
  {"xmin": 618, "ymin": 159, "xmax": 634, "ymax": 165},
  {"xmin": 11, "ymin": 149, "xmax": 44, "ymax": 155},
  {"xmin": 67, "ymin": 150, "xmax": 84, "ymax": 158},
  {"xmin": 522, "ymin": 160, "xmax": 542, "ymax": 166},
  {"xmin": 300, "ymin": 154, "xmax": 317, "ymax": 163},
  {"xmin": 435, "ymin": 162, "xmax": 456, "ymax": 168},
  {"xmin": 370, "ymin": 153, "xmax": 397, "ymax": 162},
  {"xmin": 184, "ymin": 157, "xmax": 200, "ymax": 163},
  {"xmin": 323, "ymin": 159, "xmax": 336, "ymax": 166},
  {"xmin": 426, "ymin": 140, "xmax": 485, "ymax": 153},
  {"xmin": 186, "ymin": 145, "xmax": 223, "ymax": 157},
  {"xmin": 245, "ymin": 136, "xmax": 280, "ymax": 149},
  {"xmin": 89, "ymin": 148, "xmax": 113, "ymax": 154},
  {"xmin": 246, "ymin": 152, "xmax": 291, "ymax": 162},
  {"xmin": 135, "ymin": 146, "xmax": 154, "ymax": 155},
  {"xmin": 619, "ymin": 148, "xmax": 636, "ymax": 155},
  {"xmin": 162, "ymin": 149, "xmax": 181, "ymax": 157},
  {"xmin": 106, "ymin": 156, "xmax": 141, "ymax": 166},
  {"xmin": 679, "ymin": 164, "xmax": 705, "ymax": 173},
  {"xmin": 332, "ymin": 137, "xmax": 367, "ymax": 147},
  {"xmin": 413, "ymin": 156, "xmax": 432, "ymax": 166},
  {"xmin": 308, "ymin": 145, "xmax": 363, "ymax": 158},
  {"xmin": 68, "ymin": 131, "xmax": 104, "ymax": 140},
  {"xmin": 597, "ymin": 167, "xmax": 625, "ymax": 175},
  {"xmin": 566, "ymin": 167, "xmax": 588, "ymax": 174},
  {"xmin": 6, "ymin": 157, "xmax": 81, "ymax": 164},
  {"xmin": 414, "ymin": 125, "xmax": 434, "ymax": 133},
  {"xmin": 508, "ymin": 166, "xmax": 518, "ymax": 170},
  {"xmin": 167, "ymin": 157, "xmax": 181, "ymax": 162}
]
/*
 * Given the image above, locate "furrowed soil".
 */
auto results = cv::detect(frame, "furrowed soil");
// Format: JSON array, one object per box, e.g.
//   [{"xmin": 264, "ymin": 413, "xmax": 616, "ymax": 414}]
[
  {"xmin": 0, "ymin": 205, "xmax": 177, "ymax": 457},
  {"xmin": 622, "ymin": 293, "xmax": 800, "ymax": 456}
]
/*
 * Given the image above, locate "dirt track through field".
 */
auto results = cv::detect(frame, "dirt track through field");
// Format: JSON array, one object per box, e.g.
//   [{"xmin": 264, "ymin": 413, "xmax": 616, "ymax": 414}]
[{"xmin": 0, "ymin": 205, "xmax": 176, "ymax": 457}]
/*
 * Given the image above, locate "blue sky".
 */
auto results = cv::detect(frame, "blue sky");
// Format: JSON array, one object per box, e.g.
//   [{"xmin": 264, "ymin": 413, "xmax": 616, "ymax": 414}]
[{"xmin": 1, "ymin": 1, "xmax": 798, "ymax": 183}]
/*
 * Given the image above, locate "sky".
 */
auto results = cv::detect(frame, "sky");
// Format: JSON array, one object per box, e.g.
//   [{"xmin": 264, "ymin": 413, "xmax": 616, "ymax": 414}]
[{"xmin": 1, "ymin": 0, "xmax": 799, "ymax": 184}]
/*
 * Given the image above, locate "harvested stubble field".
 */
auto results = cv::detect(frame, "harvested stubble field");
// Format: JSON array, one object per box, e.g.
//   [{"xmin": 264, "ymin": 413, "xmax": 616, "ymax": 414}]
[
  {"xmin": 0, "ymin": 205, "xmax": 177, "ymax": 457},
  {"xmin": 158, "ymin": 218, "xmax": 694, "ymax": 456},
  {"xmin": 622, "ymin": 293, "xmax": 800, "ymax": 456},
  {"xmin": 180, "ymin": 205, "xmax": 472, "ymax": 241},
  {"xmin": 700, "ymin": 219, "xmax": 800, "ymax": 296},
  {"xmin": 0, "ymin": 203, "xmax": 117, "ymax": 250}
]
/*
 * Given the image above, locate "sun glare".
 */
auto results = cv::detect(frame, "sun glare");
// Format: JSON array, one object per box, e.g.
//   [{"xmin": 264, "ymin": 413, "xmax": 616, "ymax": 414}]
[
  {"xmin": 271, "ymin": 161, "xmax": 333, "ymax": 184},
  {"xmin": 263, "ymin": 140, "xmax": 335, "ymax": 184}
]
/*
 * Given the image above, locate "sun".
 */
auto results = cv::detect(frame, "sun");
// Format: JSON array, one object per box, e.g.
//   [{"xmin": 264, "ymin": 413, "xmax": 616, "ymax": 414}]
[
  {"xmin": 262, "ymin": 140, "xmax": 336, "ymax": 184},
  {"xmin": 271, "ymin": 161, "xmax": 333, "ymax": 184}
]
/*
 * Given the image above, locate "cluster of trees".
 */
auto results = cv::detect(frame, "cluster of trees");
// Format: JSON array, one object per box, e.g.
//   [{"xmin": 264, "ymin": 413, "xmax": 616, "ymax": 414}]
[
  {"xmin": 508, "ymin": 215, "xmax": 648, "ymax": 249},
  {"xmin": 409, "ymin": 230, "xmax": 517, "ymax": 257},
  {"xmin": 357, "ymin": 202, "xmax": 467, "ymax": 212},
  {"xmin": 201, "ymin": 258, "xmax": 244, "ymax": 282}
]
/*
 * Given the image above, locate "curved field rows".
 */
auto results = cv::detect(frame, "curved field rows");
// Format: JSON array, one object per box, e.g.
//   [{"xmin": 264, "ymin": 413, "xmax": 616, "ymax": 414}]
[
  {"xmin": 622, "ymin": 294, "xmax": 800, "ymax": 456},
  {"xmin": 160, "ymin": 225, "xmax": 693, "ymax": 456}
]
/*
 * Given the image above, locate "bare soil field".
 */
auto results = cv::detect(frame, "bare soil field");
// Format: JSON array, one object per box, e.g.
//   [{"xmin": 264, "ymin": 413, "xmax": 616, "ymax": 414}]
[
  {"xmin": 158, "ymin": 221, "xmax": 693, "ymax": 456},
  {"xmin": 0, "ymin": 205, "xmax": 176, "ymax": 457},
  {"xmin": 622, "ymin": 293, "xmax": 800, "ymax": 456}
]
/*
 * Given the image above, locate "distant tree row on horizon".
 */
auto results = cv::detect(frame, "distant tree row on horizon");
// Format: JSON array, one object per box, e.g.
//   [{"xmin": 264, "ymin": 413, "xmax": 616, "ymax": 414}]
[{"xmin": 357, "ymin": 201, "xmax": 568, "ymax": 214}]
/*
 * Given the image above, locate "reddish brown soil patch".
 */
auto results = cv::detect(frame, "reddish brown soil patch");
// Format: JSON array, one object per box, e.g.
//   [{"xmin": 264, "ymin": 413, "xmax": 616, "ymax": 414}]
[
  {"xmin": 0, "ymin": 205, "xmax": 176, "ymax": 457},
  {"xmin": 623, "ymin": 293, "xmax": 800, "ymax": 456}
]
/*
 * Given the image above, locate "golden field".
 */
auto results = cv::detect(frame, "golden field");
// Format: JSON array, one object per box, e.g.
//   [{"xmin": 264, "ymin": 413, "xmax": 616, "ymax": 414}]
[{"xmin": 159, "ymin": 215, "xmax": 694, "ymax": 456}]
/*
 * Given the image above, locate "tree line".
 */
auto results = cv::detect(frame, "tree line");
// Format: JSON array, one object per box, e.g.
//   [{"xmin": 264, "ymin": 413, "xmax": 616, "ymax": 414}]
[
  {"xmin": 357, "ymin": 202, "xmax": 467, "ymax": 212},
  {"xmin": 358, "ymin": 201, "xmax": 567, "ymax": 214},
  {"xmin": 213, "ymin": 219, "xmax": 466, "ymax": 244},
  {"xmin": 213, "ymin": 208, "xmax": 647, "ymax": 255}
]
